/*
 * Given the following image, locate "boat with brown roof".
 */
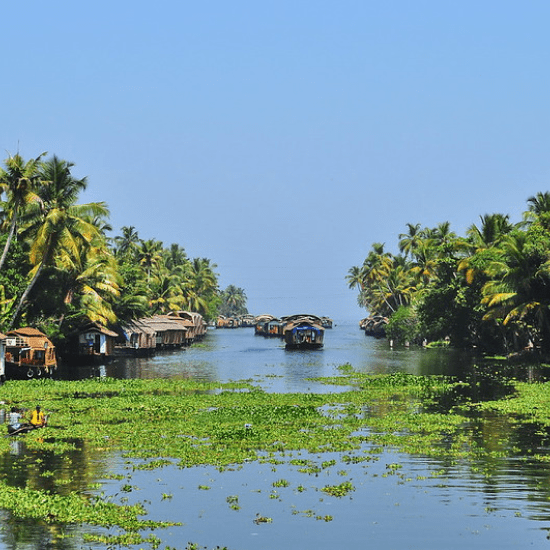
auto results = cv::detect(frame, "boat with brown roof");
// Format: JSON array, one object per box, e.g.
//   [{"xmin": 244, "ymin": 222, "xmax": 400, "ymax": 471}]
[{"xmin": 4, "ymin": 327, "xmax": 57, "ymax": 379}]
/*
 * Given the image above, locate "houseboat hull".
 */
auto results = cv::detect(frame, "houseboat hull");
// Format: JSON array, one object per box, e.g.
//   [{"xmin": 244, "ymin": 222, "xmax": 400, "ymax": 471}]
[
  {"xmin": 284, "ymin": 323, "xmax": 324, "ymax": 350},
  {"xmin": 5, "ymin": 362, "xmax": 55, "ymax": 380},
  {"xmin": 285, "ymin": 341, "xmax": 324, "ymax": 350}
]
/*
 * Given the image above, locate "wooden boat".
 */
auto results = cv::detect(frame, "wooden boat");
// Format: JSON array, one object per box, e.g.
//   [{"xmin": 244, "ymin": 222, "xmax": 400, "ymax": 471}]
[
  {"xmin": 4, "ymin": 328, "xmax": 57, "ymax": 379},
  {"xmin": 283, "ymin": 318, "xmax": 324, "ymax": 349},
  {"xmin": 6, "ymin": 424, "xmax": 35, "ymax": 436}
]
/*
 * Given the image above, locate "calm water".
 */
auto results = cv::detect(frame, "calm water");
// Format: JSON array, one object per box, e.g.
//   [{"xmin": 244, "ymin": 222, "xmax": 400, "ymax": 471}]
[
  {"xmin": 4, "ymin": 323, "xmax": 550, "ymax": 549},
  {"xmin": 59, "ymin": 321, "xmax": 474, "ymax": 390}
]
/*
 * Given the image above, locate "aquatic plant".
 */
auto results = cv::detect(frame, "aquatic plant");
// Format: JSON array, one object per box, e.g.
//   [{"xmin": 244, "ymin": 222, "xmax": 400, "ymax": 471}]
[
  {"xmin": 0, "ymin": 367, "xmax": 548, "ymax": 546},
  {"xmin": 321, "ymin": 481, "xmax": 355, "ymax": 497}
]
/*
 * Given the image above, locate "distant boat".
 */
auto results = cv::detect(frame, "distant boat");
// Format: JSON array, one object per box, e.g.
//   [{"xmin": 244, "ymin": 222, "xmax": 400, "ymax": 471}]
[
  {"xmin": 321, "ymin": 317, "xmax": 333, "ymax": 329},
  {"xmin": 283, "ymin": 318, "xmax": 324, "ymax": 349}
]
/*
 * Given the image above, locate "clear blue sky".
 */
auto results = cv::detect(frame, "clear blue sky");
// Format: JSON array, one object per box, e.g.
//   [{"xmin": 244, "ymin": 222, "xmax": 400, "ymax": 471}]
[{"xmin": 2, "ymin": 1, "xmax": 549, "ymax": 321}]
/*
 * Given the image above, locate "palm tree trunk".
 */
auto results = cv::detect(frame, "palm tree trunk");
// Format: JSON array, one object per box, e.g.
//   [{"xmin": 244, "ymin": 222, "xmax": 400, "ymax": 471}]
[
  {"xmin": 8, "ymin": 261, "xmax": 45, "ymax": 329},
  {"xmin": 0, "ymin": 210, "xmax": 18, "ymax": 272}
]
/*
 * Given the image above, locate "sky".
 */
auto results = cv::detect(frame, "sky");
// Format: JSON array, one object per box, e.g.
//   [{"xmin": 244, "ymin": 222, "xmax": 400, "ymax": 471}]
[{"xmin": 2, "ymin": 1, "xmax": 550, "ymax": 322}]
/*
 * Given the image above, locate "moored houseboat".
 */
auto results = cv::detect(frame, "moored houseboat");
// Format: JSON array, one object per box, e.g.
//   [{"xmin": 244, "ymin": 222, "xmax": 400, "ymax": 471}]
[
  {"xmin": 239, "ymin": 314, "xmax": 256, "ymax": 327},
  {"xmin": 360, "ymin": 315, "xmax": 388, "ymax": 337},
  {"xmin": 321, "ymin": 317, "xmax": 333, "ymax": 329},
  {"xmin": 4, "ymin": 328, "xmax": 57, "ymax": 379},
  {"xmin": 254, "ymin": 314, "xmax": 282, "ymax": 337},
  {"xmin": 65, "ymin": 322, "xmax": 119, "ymax": 364}
]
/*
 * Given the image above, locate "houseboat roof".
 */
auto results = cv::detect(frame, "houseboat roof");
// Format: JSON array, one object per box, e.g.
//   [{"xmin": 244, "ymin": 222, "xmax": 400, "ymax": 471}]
[
  {"xmin": 281, "ymin": 314, "xmax": 323, "ymax": 323},
  {"xmin": 255, "ymin": 314, "xmax": 279, "ymax": 322},
  {"xmin": 123, "ymin": 319, "xmax": 157, "ymax": 335},
  {"xmin": 7, "ymin": 327, "xmax": 55, "ymax": 349},
  {"xmin": 77, "ymin": 322, "xmax": 119, "ymax": 338},
  {"xmin": 140, "ymin": 316, "xmax": 188, "ymax": 333}
]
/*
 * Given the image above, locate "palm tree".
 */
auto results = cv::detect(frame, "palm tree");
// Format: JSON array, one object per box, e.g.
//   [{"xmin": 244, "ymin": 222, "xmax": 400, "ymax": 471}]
[
  {"xmin": 148, "ymin": 268, "xmax": 185, "ymax": 314},
  {"xmin": 137, "ymin": 239, "xmax": 163, "ymax": 282},
  {"xmin": 526, "ymin": 192, "xmax": 550, "ymax": 217},
  {"xmin": 467, "ymin": 213, "xmax": 513, "ymax": 249},
  {"xmin": 0, "ymin": 152, "xmax": 46, "ymax": 272},
  {"xmin": 409, "ymin": 242, "xmax": 438, "ymax": 286},
  {"xmin": 164, "ymin": 243, "xmax": 188, "ymax": 271},
  {"xmin": 398, "ymin": 223, "xmax": 423, "ymax": 259},
  {"xmin": 482, "ymin": 230, "xmax": 550, "ymax": 348},
  {"xmin": 183, "ymin": 258, "xmax": 218, "ymax": 317},
  {"xmin": 55, "ymin": 239, "xmax": 120, "ymax": 328},
  {"xmin": 9, "ymin": 156, "xmax": 109, "ymax": 328},
  {"xmin": 114, "ymin": 226, "xmax": 140, "ymax": 258},
  {"xmin": 524, "ymin": 192, "xmax": 550, "ymax": 229},
  {"xmin": 346, "ymin": 265, "xmax": 364, "ymax": 292},
  {"xmin": 220, "ymin": 285, "xmax": 248, "ymax": 317}
]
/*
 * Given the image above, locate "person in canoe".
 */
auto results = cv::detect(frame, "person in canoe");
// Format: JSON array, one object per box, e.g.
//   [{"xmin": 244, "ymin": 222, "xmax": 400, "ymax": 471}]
[
  {"xmin": 29, "ymin": 405, "xmax": 47, "ymax": 429},
  {"xmin": 7, "ymin": 407, "xmax": 24, "ymax": 434}
]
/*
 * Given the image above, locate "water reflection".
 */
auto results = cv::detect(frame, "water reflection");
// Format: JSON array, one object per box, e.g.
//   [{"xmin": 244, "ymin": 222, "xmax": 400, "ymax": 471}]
[
  {"xmin": 5, "ymin": 323, "xmax": 550, "ymax": 549},
  {"xmin": 57, "ymin": 324, "xmax": 481, "ymax": 390}
]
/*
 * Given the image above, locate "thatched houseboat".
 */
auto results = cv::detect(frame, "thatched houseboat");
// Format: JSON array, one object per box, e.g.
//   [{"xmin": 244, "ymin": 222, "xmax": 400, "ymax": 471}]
[
  {"xmin": 64, "ymin": 322, "xmax": 119, "ymax": 364},
  {"xmin": 216, "ymin": 316, "xmax": 241, "ymax": 328},
  {"xmin": 5, "ymin": 327, "xmax": 57, "ymax": 379},
  {"xmin": 283, "ymin": 317, "xmax": 324, "ymax": 349},
  {"xmin": 117, "ymin": 319, "xmax": 157, "ymax": 355},
  {"xmin": 254, "ymin": 314, "xmax": 282, "ymax": 337},
  {"xmin": 239, "ymin": 314, "xmax": 256, "ymax": 327},
  {"xmin": 144, "ymin": 316, "xmax": 188, "ymax": 348},
  {"xmin": 360, "ymin": 316, "xmax": 388, "ymax": 337},
  {"xmin": 167, "ymin": 311, "xmax": 206, "ymax": 341},
  {"xmin": 321, "ymin": 317, "xmax": 333, "ymax": 329}
]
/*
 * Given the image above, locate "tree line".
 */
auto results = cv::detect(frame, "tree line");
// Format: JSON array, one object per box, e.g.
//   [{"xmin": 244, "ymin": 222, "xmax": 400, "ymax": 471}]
[
  {"xmin": 0, "ymin": 151, "xmax": 246, "ymax": 346},
  {"xmin": 347, "ymin": 192, "xmax": 550, "ymax": 354}
]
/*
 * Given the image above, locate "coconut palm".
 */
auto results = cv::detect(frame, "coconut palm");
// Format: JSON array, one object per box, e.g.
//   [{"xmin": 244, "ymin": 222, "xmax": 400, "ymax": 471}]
[
  {"xmin": 409, "ymin": 242, "xmax": 438, "ymax": 286},
  {"xmin": 524, "ymin": 192, "xmax": 550, "ymax": 229},
  {"xmin": 164, "ymin": 243, "xmax": 188, "ymax": 271},
  {"xmin": 0, "ymin": 152, "xmax": 46, "ymax": 272},
  {"xmin": 220, "ymin": 285, "xmax": 248, "ymax": 317},
  {"xmin": 398, "ymin": 223, "xmax": 423, "ymax": 260},
  {"xmin": 467, "ymin": 213, "xmax": 513, "ymax": 249},
  {"xmin": 148, "ymin": 268, "xmax": 185, "ymax": 314},
  {"xmin": 183, "ymin": 258, "xmax": 218, "ymax": 317},
  {"xmin": 482, "ymin": 230, "xmax": 550, "ymax": 348},
  {"xmin": 114, "ymin": 226, "xmax": 140, "ymax": 259},
  {"xmin": 526, "ymin": 192, "xmax": 550, "ymax": 217},
  {"xmin": 9, "ymin": 156, "xmax": 109, "ymax": 328},
  {"xmin": 137, "ymin": 239, "xmax": 163, "ymax": 282},
  {"xmin": 55, "ymin": 240, "xmax": 120, "ymax": 328}
]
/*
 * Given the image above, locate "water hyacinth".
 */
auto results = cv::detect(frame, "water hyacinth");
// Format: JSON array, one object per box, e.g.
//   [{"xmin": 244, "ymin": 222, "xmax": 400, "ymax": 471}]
[{"xmin": 0, "ymin": 366, "xmax": 548, "ymax": 546}]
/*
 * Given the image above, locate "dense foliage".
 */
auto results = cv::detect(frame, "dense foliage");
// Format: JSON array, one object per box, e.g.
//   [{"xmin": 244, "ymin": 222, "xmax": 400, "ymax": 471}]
[
  {"xmin": 218, "ymin": 285, "xmax": 248, "ymax": 317},
  {"xmin": 0, "ymin": 152, "xmax": 243, "ymax": 341},
  {"xmin": 348, "ymin": 194, "xmax": 550, "ymax": 354}
]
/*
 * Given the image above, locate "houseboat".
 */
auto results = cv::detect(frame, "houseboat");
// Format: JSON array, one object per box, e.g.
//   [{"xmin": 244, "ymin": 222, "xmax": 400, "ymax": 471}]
[
  {"xmin": 4, "ymin": 327, "xmax": 57, "ymax": 379},
  {"xmin": 283, "ymin": 318, "xmax": 325, "ymax": 349},
  {"xmin": 65, "ymin": 322, "xmax": 119, "ymax": 364}
]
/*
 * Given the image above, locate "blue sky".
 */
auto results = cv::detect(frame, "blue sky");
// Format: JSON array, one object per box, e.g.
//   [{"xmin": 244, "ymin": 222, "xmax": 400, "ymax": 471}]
[{"xmin": 2, "ymin": 1, "xmax": 550, "ymax": 321}]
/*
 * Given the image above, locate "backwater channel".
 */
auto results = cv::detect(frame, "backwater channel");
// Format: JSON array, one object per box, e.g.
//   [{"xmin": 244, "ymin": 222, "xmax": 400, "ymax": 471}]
[{"xmin": 3, "ymin": 322, "xmax": 550, "ymax": 549}]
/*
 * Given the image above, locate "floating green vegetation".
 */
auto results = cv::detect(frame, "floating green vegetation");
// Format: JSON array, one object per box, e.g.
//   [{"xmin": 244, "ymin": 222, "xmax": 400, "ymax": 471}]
[
  {"xmin": 0, "ymin": 478, "xmax": 177, "ymax": 531},
  {"xmin": 226, "ymin": 495, "xmax": 240, "ymax": 510},
  {"xmin": 321, "ymin": 481, "xmax": 355, "ymax": 497},
  {"xmin": 272, "ymin": 478, "xmax": 290, "ymax": 487},
  {"xmin": 0, "ymin": 367, "xmax": 548, "ymax": 542}
]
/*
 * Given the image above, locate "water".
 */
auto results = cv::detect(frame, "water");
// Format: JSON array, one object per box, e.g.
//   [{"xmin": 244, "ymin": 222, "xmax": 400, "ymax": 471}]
[
  {"xmin": 58, "ymin": 322, "xmax": 474, "ymax": 390},
  {"xmin": 4, "ymin": 323, "xmax": 550, "ymax": 549}
]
